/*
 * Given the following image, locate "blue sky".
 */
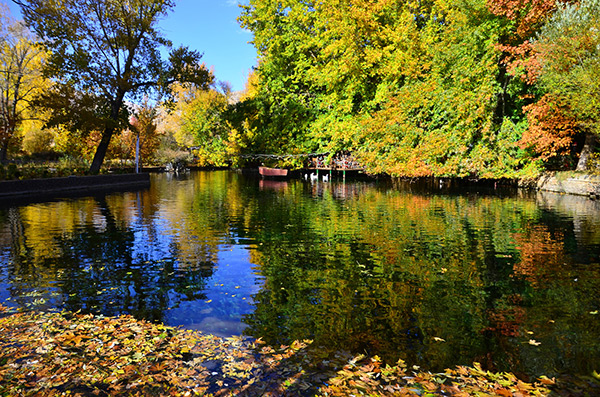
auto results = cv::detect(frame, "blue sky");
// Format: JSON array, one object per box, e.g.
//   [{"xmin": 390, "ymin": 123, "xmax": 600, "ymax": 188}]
[{"xmin": 5, "ymin": 0, "xmax": 257, "ymax": 92}]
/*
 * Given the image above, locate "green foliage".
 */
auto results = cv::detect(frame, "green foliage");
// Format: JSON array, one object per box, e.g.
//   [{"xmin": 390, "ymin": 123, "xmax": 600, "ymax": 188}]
[
  {"xmin": 535, "ymin": 0, "xmax": 600, "ymax": 136},
  {"xmin": 0, "ymin": 156, "xmax": 91, "ymax": 180},
  {"xmin": 237, "ymin": 0, "xmax": 545, "ymax": 178},
  {"xmin": 238, "ymin": 0, "xmax": 320, "ymax": 157},
  {"xmin": 180, "ymin": 87, "xmax": 230, "ymax": 166},
  {"xmin": 17, "ymin": 0, "xmax": 212, "ymax": 173}
]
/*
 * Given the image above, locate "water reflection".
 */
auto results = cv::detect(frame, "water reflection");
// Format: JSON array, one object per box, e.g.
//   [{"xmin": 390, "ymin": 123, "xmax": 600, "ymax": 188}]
[{"xmin": 0, "ymin": 171, "xmax": 599, "ymax": 381}]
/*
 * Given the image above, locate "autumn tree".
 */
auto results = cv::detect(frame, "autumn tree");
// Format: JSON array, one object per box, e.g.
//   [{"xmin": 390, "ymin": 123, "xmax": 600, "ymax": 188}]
[
  {"xmin": 238, "ymin": 0, "xmax": 592, "ymax": 177},
  {"xmin": 0, "ymin": 5, "xmax": 44, "ymax": 162},
  {"xmin": 223, "ymin": 68, "xmax": 261, "ymax": 163},
  {"xmin": 533, "ymin": 0, "xmax": 600, "ymax": 169},
  {"xmin": 127, "ymin": 100, "xmax": 160, "ymax": 166},
  {"xmin": 181, "ymin": 87, "xmax": 230, "ymax": 166},
  {"xmin": 15, "ymin": 0, "xmax": 212, "ymax": 173},
  {"xmin": 238, "ymin": 0, "xmax": 320, "ymax": 158},
  {"xmin": 486, "ymin": 0, "xmax": 581, "ymax": 166}
]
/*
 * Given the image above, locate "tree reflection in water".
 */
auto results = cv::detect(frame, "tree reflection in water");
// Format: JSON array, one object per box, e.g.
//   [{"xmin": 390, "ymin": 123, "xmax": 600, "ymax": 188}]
[{"xmin": 0, "ymin": 171, "xmax": 599, "ymax": 381}]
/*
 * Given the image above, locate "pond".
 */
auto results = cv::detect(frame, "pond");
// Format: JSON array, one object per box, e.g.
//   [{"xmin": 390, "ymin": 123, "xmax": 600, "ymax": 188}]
[{"xmin": 0, "ymin": 170, "xmax": 599, "ymax": 382}]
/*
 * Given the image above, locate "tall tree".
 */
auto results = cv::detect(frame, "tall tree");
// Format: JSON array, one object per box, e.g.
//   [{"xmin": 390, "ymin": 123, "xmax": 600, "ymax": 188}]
[
  {"xmin": 0, "ymin": 6, "xmax": 44, "ymax": 162},
  {"xmin": 15, "ymin": 0, "xmax": 212, "ymax": 173},
  {"xmin": 487, "ymin": 0, "xmax": 579, "ymax": 166},
  {"xmin": 239, "ymin": 0, "xmax": 320, "ymax": 157},
  {"xmin": 534, "ymin": 0, "xmax": 600, "ymax": 169}
]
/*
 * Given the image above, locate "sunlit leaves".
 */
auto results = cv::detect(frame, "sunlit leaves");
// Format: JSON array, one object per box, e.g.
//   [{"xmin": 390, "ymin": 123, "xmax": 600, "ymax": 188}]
[
  {"xmin": 0, "ymin": 307, "xmax": 553, "ymax": 396},
  {"xmin": 534, "ymin": 0, "xmax": 600, "ymax": 137},
  {"xmin": 16, "ymin": 0, "xmax": 212, "ymax": 172},
  {"xmin": 238, "ymin": 0, "xmax": 549, "ymax": 177},
  {"xmin": 0, "ymin": 7, "xmax": 46, "ymax": 161},
  {"xmin": 520, "ymin": 94, "xmax": 579, "ymax": 162}
]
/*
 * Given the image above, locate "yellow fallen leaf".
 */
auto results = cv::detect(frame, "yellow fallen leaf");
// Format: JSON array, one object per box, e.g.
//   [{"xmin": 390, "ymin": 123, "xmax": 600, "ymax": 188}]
[
  {"xmin": 432, "ymin": 337, "xmax": 446, "ymax": 342},
  {"xmin": 538, "ymin": 376, "xmax": 556, "ymax": 385},
  {"xmin": 205, "ymin": 300, "xmax": 212, "ymax": 303},
  {"xmin": 590, "ymin": 311, "xmax": 598, "ymax": 315},
  {"xmin": 528, "ymin": 339, "xmax": 541, "ymax": 346}
]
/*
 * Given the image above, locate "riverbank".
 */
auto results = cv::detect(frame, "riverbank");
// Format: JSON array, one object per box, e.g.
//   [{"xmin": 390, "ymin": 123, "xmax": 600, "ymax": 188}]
[
  {"xmin": 0, "ymin": 173, "xmax": 150, "ymax": 202},
  {"xmin": 1, "ymin": 168, "xmax": 599, "ymax": 204},
  {"xmin": 536, "ymin": 172, "xmax": 600, "ymax": 199},
  {"xmin": 0, "ymin": 307, "xmax": 560, "ymax": 396}
]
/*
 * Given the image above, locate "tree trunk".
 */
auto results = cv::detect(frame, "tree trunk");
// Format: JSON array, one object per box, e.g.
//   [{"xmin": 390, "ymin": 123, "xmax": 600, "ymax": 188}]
[
  {"xmin": 89, "ymin": 126, "xmax": 114, "ymax": 174},
  {"xmin": 0, "ymin": 139, "xmax": 8, "ymax": 163},
  {"xmin": 576, "ymin": 131, "xmax": 598, "ymax": 171},
  {"xmin": 89, "ymin": 99, "xmax": 123, "ymax": 174}
]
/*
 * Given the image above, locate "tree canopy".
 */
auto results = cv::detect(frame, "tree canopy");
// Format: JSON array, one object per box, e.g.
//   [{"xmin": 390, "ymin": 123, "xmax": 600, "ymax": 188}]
[
  {"xmin": 0, "ymin": 5, "xmax": 44, "ymax": 162},
  {"xmin": 533, "ymin": 0, "xmax": 600, "ymax": 169},
  {"xmin": 15, "ymin": 0, "xmax": 213, "ymax": 173},
  {"xmin": 231, "ymin": 0, "xmax": 598, "ymax": 177}
]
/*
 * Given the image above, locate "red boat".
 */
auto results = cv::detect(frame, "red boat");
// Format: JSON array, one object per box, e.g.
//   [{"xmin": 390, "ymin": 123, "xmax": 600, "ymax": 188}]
[{"xmin": 259, "ymin": 166, "xmax": 288, "ymax": 178}]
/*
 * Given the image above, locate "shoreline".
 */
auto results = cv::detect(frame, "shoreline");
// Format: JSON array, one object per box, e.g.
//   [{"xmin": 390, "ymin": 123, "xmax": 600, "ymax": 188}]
[
  {"xmin": 535, "ymin": 172, "xmax": 600, "ymax": 199},
  {"xmin": 1, "ymin": 169, "xmax": 599, "ymax": 203},
  {"xmin": 0, "ymin": 173, "xmax": 150, "ymax": 202}
]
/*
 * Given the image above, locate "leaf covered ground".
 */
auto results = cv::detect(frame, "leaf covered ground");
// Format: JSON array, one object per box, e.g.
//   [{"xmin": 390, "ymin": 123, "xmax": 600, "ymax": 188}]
[{"xmin": 0, "ymin": 305, "xmax": 562, "ymax": 396}]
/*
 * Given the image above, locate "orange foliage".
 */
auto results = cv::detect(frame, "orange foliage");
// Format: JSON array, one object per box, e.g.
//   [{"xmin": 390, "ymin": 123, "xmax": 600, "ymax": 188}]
[
  {"xmin": 488, "ymin": 0, "xmax": 573, "ymax": 84},
  {"xmin": 519, "ymin": 94, "xmax": 579, "ymax": 160},
  {"xmin": 496, "ymin": 42, "xmax": 541, "ymax": 84},
  {"xmin": 487, "ymin": 0, "xmax": 565, "ymax": 39}
]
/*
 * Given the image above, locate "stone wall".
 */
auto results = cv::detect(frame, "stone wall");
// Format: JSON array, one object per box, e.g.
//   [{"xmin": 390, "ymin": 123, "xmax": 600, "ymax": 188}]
[
  {"xmin": 0, "ymin": 173, "xmax": 150, "ymax": 201},
  {"xmin": 537, "ymin": 173, "xmax": 600, "ymax": 199}
]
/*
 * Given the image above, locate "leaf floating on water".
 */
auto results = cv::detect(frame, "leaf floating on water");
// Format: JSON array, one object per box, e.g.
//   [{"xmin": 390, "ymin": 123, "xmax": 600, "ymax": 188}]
[
  {"xmin": 205, "ymin": 300, "xmax": 212, "ymax": 303},
  {"xmin": 0, "ymin": 308, "xmax": 555, "ymax": 397},
  {"xmin": 538, "ymin": 376, "xmax": 556, "ymax": 385}
]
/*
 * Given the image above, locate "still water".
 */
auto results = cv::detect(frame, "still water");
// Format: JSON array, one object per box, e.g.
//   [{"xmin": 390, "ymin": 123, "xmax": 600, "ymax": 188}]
[{"xmin": 0, "ymin": 171, "xmax": 599, "ymax": 380}]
